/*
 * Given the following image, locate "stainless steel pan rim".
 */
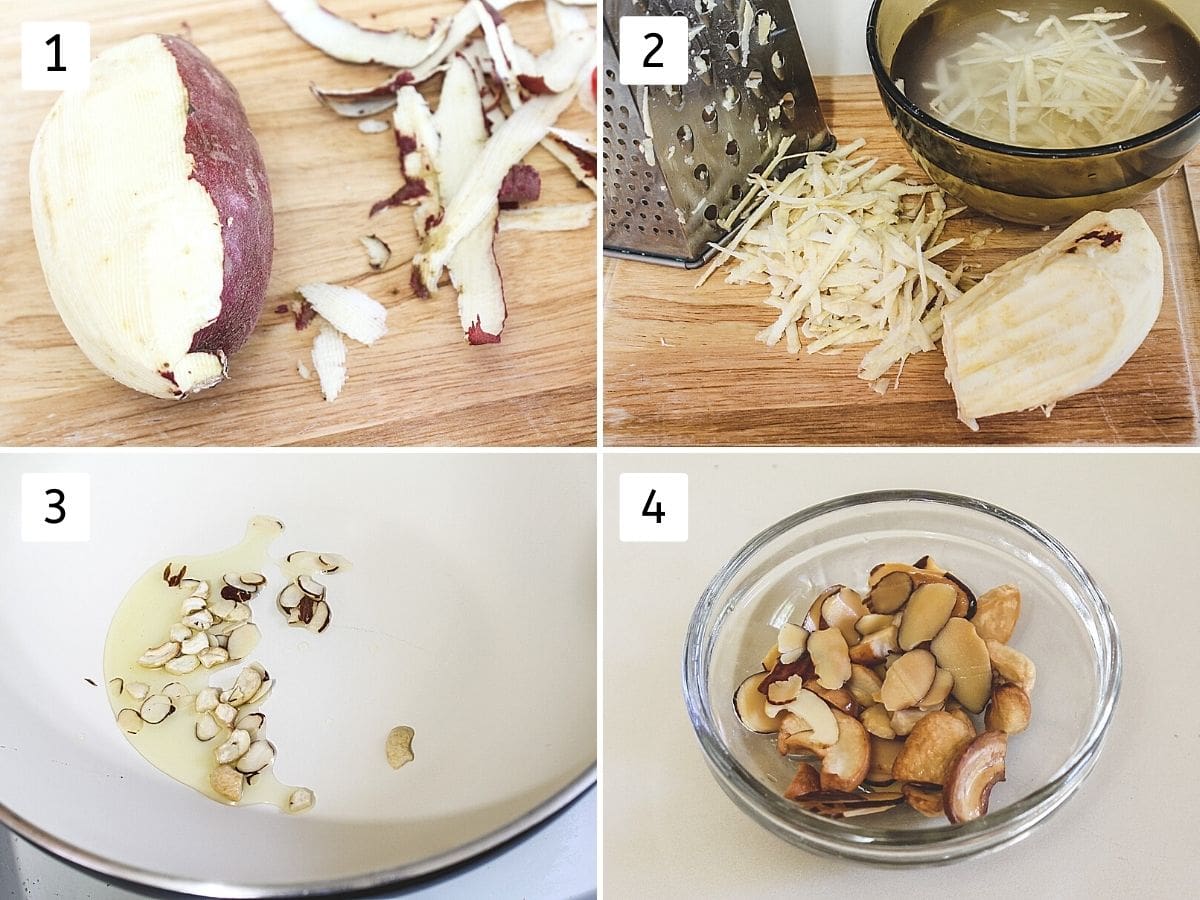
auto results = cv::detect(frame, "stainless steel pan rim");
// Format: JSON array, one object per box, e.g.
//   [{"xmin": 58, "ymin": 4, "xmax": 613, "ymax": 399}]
[{"xmin": 0, "ymin": 765, "xmax": 596, "ymax": 898}]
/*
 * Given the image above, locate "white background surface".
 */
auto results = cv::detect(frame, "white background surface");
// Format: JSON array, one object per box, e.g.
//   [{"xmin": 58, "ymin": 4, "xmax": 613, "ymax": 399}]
[{"xmin": 604, "ymin": 451, "xmax": 1200, "ymax": 897}]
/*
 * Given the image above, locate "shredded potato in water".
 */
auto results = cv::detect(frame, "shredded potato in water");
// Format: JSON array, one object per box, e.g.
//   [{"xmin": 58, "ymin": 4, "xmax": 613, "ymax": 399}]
[
  {"xmin": 923, "ymin": 7, "xmax": 1183, "ymax": 148},
  {"xmin": 697, "ymin": 139, "xmax": 968, "ymax": 392}
]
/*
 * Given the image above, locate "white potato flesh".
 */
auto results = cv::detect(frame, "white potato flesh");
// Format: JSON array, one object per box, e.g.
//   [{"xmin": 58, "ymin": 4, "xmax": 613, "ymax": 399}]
[{"xmin": 30, "ymin": 35, "xmax": 226, "ymax": 399}]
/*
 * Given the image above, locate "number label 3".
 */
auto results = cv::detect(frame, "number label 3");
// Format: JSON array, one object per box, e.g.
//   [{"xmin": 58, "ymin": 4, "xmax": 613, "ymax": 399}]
[
  {"xmin": 21, "ymin": 473, "xmax": 90, "ymax": 542},
  {"xmin": 620, "ymin": 473, "xmax": 688, "ymax": 542}
]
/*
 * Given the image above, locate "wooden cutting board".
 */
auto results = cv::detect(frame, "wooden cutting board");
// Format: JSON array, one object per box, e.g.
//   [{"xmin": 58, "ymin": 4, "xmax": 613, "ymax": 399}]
[
  {"xmin": 604, "ymin": 75, "xmax": 1200, "ymax": 446},
  {"xmin": 0, "ymin": 0, "xmax": 597, "ymax": 446}
]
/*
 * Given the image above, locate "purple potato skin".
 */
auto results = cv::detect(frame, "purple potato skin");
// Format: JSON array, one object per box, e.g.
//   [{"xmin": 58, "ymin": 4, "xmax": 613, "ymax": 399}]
[{"xmin": 159, "ymin": 34, "xmax": 273, "ymax": 361}]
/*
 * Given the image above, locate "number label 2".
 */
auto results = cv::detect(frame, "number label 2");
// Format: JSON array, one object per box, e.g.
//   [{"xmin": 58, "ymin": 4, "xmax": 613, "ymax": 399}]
[
  {"xmin": 618, "ymin": 16, "xmax": 688, "ymax": 86},
  {"xmin": 642, "ymin": 32, "xmax": 664, "ymax": 68}
]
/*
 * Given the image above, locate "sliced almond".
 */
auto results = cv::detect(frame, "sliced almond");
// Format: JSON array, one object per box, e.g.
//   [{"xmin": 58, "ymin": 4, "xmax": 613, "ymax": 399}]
[
  {"xmin": 107, "ymin": 677, "xmax": 124, "ymax": 696},
  {"xmin": 903, "ymin": 781, "xmax": 945, "ymax": 817},
  {"xmin": 919, "ymin": 667, "xmax": 955, "ymax": 710},
  {"xmin": 861, "ymin": 703, "xmax": 896, "ymax": 740},
  {"xmin": 735, "ymin": 672, "xmax": 778, "ymax": 733},
  {"xmin": 848, "ymin": 625, "xmax": 899, "ymax": 665},
  {"xmin": 845, "ymin": 664, "xmax": 884, "ymax": 707},
  {"xmin": 986, "ymin": 639, "xmax": 1037, "ymax": 694},
  {"xmin": 807, "ymin": 627, "xmax": 851, "ymax": 690},
  {"xmin": 215, "ymin": 728, "xmax": 251, "ymax": 764},
  {"xmin": 235, "ymin": 711, "xmax": 266, "ymax": 739},
  {"xmin": 164, "ymin": 654, "xmax": 199, "ymax": 676},
  {"xmin": 974, "ymin": 584, "xmax": 1021, "ymax": 643},
  {"xmin": 944, "ymin": 730, "xmax": 1007, "ymax": 823},
  {"xmin": 913, "ymin": 555, "xmax": 949, "ymax": 575},
  {"xmin": 235, "ymin": 739, "xmax": 275, "ymax": 775},
  {"xmin": 856, "ymin": 613, "xmax": 894, "ymax": 636},
  {"xmin": 897, "ymin": 582, "xmax": 957, "ymax": 650},
  {"xmin": 208, "ymin": 595, "xmax": 237, "ymax": 619},
  {"xmin": 277, "ymin": 582, "xmax": 306, "ymax": 611},
  {"xmin": 195, "ymin": 713, "xmax": 219, "ymax": 742},
  {"xmin": 139, "ymin": 694, "xmax": 174, "ymax": 725},
  {"xmin": 880, "ymin": 649, "xmax": 936, "ymax": 711},
  {"xmin": 125, "ymin": 681, "xmax": 149, "ymax": 702},
  {"xmin": 297, "ymin": 574, "xmax": 326, "ymax": 598},
  {"xmin": 802, "ymin": 585, "xmax": 840, "ymax": 631},
  {"xmin": 766, "ymin": 674, "xmax": 804, "ymax": 705},
  {"xmin": 777, "ymin": 622, "xmax": 808, "ymax": 664},
  {"xmin": 892, "ymin": 710, "xmax": 976, "ymax": 785},
  {"xmin": 819, "ymin": 709, "xmax": 870, "ymax": 792},
  {"xmin": 930, "ymin": 618, "xmax": 993, "ymax": 713},
  {"xmin": 771, "ymin": 689, "xmax": 839, "ymax": 746},
  {"xmin": 306, "ymin": 599, "xmax": 332, "ymax": 633},
  {"xmin": 866, "ymin": 569, "xmax": 914, "ymax": 613},
  {"xmin": 867, "ymin": 735, "xmax": 903, "ymax": 782},
  {"xmin": 226, "ymin": 624, "xmax": 261, "ymax": 661},
  {"xmin": 761, "ymin": 643, "xmax": 781, "ymax": 672},
  {"xmin": 890, "ymin": 706, "xmax": 934, "ymax": 736},
  {"xmin": 783, "ymin": 761, "xmax": 821, "ymax": 800},
  {"xmin": 985, "ymin": 683, "xmax": 1032, "ymax": 734},
  {"xmin": 116, "ymin": 708, "xmax": 143, "ymax": 734},
  {"xmin": 802, "ymin": 680, "xmax": 859, "ymax": 716},
  {"xmin": 822, "ymin": 586, "xmax": 868, "ymax": 646}
]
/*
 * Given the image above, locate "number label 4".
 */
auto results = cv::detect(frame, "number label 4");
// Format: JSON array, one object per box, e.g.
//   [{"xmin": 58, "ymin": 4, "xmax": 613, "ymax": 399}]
[{"xmin": 620, "ymin": 473, "xmax": 688, "ymax": 542}]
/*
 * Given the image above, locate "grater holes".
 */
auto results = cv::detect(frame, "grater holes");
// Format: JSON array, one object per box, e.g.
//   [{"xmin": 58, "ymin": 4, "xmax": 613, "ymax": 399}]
[
  {"xmin": 677, "ymin": 124, "xmax": 694, "ymax": 153},
  {"xmin": 722, "ymin": 86, "xmax": 740, "ymax": 112},
  {"xmin": 701, "ymin": 102, "xmax": 718, "ymax": 133},
  {"xmin": 731, "ymin": 183, "xmax": 744, "ymax": 201},
  {"xmin": 694, "ymin": 164, "xmax": 709, "ymax": 184},
  {"xmin": 704, "ymin": 204, "xmax": 719, "ymax": 221},
  {"xmin": 725, "ymin": 139, "xmax": 740, "ymax": 165},
  {"xmin": 771, "ymin": 51, "xmax": 785, "ymax": 81},
  {"xmin": 724, "ymin": 31, "xmax": 740, "ymax": 63}
]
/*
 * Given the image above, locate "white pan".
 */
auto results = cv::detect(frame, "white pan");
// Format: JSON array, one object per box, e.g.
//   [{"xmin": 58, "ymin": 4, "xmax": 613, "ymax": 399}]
[{"xmin": 0, "ymin": 452, "xmax": 596, "ymax": 896}]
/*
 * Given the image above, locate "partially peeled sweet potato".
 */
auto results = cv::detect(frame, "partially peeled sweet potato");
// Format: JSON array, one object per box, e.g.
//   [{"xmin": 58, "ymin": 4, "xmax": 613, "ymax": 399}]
[{"xmin": 30, "ymin": 34, "xmax": 273, "ymax": 398}]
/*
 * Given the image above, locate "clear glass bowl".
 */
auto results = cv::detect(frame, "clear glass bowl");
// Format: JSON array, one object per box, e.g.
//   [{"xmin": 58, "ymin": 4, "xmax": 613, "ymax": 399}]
[{"xmin": 682, "ymin": 490, "xmax": 1121, "ymax": 865}]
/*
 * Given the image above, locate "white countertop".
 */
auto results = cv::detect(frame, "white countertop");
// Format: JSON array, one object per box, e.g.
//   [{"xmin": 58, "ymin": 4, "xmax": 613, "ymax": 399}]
[
  {"xmin": 603, "ymin": 452, "xmax": 1199, "ymax": 896},
  {"xmin": 1, "ymin": 786, "xmax": 595, "ymax": 899}
]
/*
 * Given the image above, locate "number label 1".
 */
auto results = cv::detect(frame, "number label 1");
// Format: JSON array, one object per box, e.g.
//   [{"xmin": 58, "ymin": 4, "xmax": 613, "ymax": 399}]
[
  {"xmin": 620, "ymin": 473, "xmax": 688, "ymax": 543},
  {"xmin": 21, "ymin": 21, "xmax": 90, "ymax": 91},
  {"xmin": 618, "ymin": 16, "xmax": 689, "ymax": 86},
  {"xmin": 21, "ymin": 473, "xmax": 90, "ymax": 542}
]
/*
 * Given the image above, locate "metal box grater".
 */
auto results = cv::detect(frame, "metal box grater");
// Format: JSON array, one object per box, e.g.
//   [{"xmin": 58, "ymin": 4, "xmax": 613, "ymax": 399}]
[{"xmin": 602, "ymin": 0, "xmax": 834, "ymax": 267}]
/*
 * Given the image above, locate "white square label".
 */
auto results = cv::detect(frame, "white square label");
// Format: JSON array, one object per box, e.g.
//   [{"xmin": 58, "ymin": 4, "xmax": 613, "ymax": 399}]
[
  {"xmin": 620, "ymin": 473, "xmax": 688, "ymax": 543},
  {"xmin": 21, "ymin": 473, "xmax": 90, "ymax": 542},
  {"xmin": 618, "ymin": 16, "xmax": 689, "ymax": 86},
  {"xmin": 21, "ymin": 21, "xmax": 90, "ymax": 92}
]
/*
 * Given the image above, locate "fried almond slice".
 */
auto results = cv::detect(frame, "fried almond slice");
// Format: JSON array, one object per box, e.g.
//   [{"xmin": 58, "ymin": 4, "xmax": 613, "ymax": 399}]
[
  {"xmin": 792, "ymin": 790, "xmax": 903, "ymax": 818},
  {"xmin": 822, "ymin": 586, "xmax": 868, "ymax": 646},
  {"xmin": 986, "ymin": 639, "xmax": 1037, "ymax": 694},
  {"xmin": 808, "ymin": 628, "xmax": 852, "ymax": 690},
  {"xmin": 918, "ymin": 667, "xmax": 955, "ymax": 710},
  {"xmin": 974, "ymin": 584, "xmax": 1022, "ymax": 643},
  {"xmin": 898, "ymin": 582, "xmax": 957, "ymax": 650},
  {"xmin": 903, "ymin": 781, "xmax": 945, "ymax": 818},
  {"xmin": 767, "ymin": 689, "xmax": 839, "ymax": 746},
  {"xmin": 942, "ymin": 209, "xmax": 1163, "ymax": 430},
  {"xmin": 930, "ymin": 618, "xmax": 993, "ymax": 713},
  {"xmin": 820, "ymin": 710, "xmax": 870, "ymax": 792},
  {"xmin": 849, "ymin": 624, "xmax": 899, "ymax": 665},
  {"xmin": 783, "ymin": 761, "xmax": 821, "ymax": 800},
  {"xmin": 866, "ymin": 735, "xmax": 903, "ymax": 782},
  {"xmin": 892, "ymin": 710, "xmax": 976, "ymax": 785},
  {"xmin": 861, "ymin": 704, "xmax": 896, "ymax": 740},
  {"xmin": 845, "ymin": 664, "xmax": 883, "ymax": 708},
  {"xmin": 985, "ymin": 683, "xmax": 1031, "ymax": 734},
  {"xmin": 880, "ymin": 649, "xmax": 936, "ymax": 711},
  {"xmin": 734, "ymin": 672, "xmax": 777, "ymax": 734}
]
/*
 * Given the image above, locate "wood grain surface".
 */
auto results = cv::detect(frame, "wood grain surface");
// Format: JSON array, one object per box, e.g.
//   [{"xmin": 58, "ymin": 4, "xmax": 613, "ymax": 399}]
[
  {"xmin": 604, "ymin": 75, "xmax": 1200, "ymax": 446},
  {"xmin": 0, "ymin": 0, "xmax": 597, "ymax": 446}
]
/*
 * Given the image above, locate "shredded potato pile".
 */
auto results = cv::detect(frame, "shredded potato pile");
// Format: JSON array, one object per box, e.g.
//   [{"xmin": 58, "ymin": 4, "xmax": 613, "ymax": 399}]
[
  {"xmin": 924, "ymin": 8, "xmax": 1183, "ymax": 148},
  {"xmin": 698, "ymin": 139, "xmax": 968, "ymax": 393}
]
